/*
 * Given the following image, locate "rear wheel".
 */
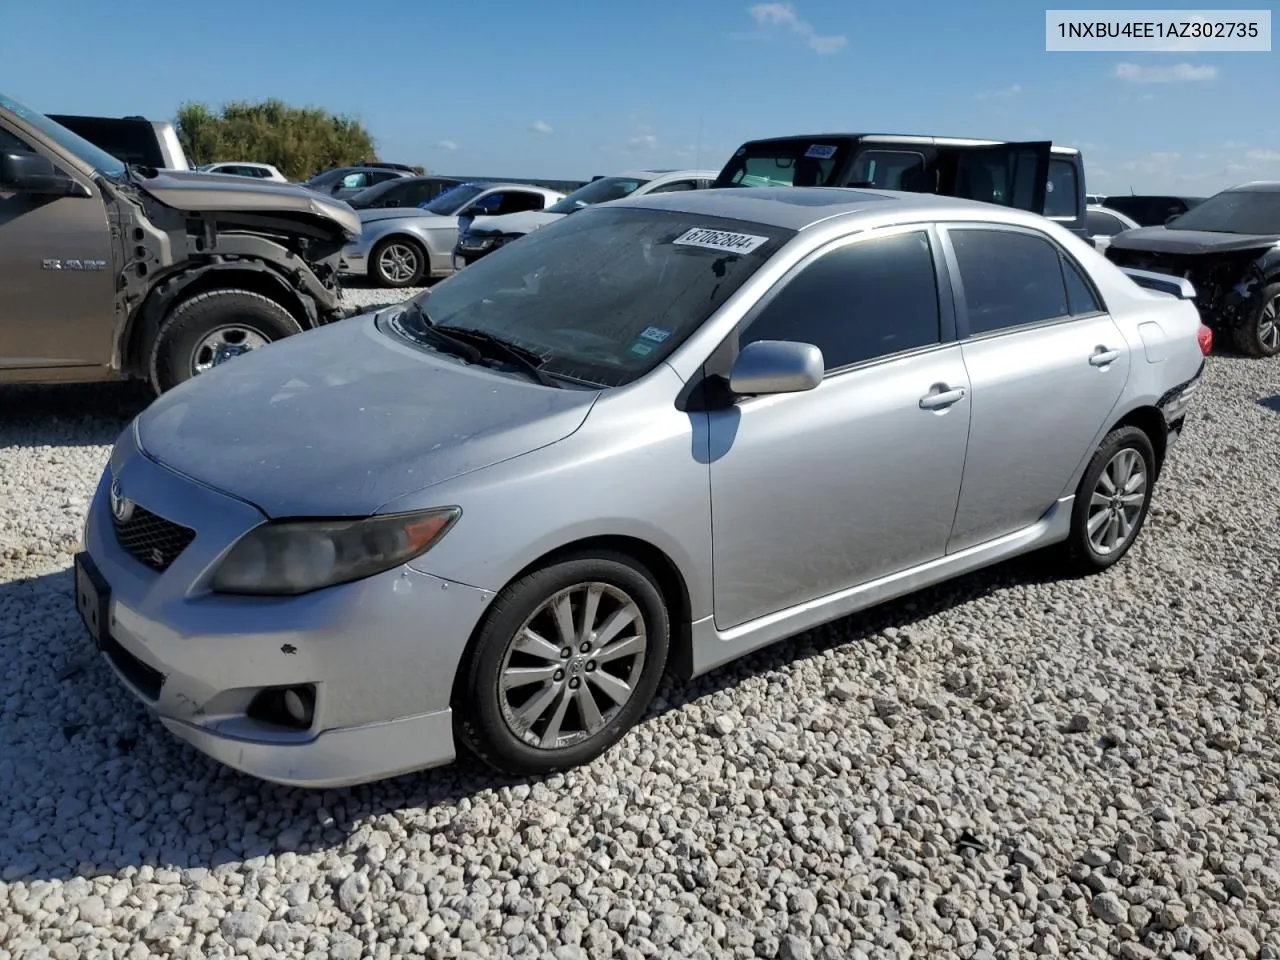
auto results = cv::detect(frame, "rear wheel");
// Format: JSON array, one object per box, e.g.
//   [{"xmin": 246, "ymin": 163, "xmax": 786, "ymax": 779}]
[
  {"xmin": 148, "ymin": 289, "xmax": 302, "ymax": 394},
  {"xmin": 370, "ymin": 236, "xmax": 426, "ymax": 287},
  {"xmin": 455, "ymin": 551, "xmax": 670, "ymax": 776},
  {"xmin": 1060, "ymin": 426, "xmax": 1156, "ymax": 574},
  {"xmin": 1231, "ymin": 282, "xmax": 1280, "ymax": 358}
]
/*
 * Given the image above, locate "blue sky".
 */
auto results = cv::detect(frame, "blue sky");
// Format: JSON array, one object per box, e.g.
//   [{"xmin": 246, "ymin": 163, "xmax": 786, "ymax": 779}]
[{"xmin": 6, "ymin": 0, "xmax": 1278, "ymax": 195}]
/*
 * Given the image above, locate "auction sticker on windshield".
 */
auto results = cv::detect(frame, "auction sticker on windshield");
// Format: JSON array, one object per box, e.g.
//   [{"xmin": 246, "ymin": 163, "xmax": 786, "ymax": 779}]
[
  {"xmin": 673, "ymin": 228, "xmax": 769, "ymax": 255},
  {"xmin": 805, "ymin": 144, "xmax": 838, "ymax": 159}
]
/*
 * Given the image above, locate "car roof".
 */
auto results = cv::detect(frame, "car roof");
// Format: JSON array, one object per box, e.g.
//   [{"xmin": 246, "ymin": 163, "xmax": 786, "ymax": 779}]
[
  {"xmin": 736, "ymin": 133, "xmax": 1081, "ymax": 157},
  {"xmin": 613, "ymin": 185, "xmax": 1048, "ymax": 231},
  {"xmin": 1226, "ymin": 181, "xmax": 1280, "ymax": 193}
]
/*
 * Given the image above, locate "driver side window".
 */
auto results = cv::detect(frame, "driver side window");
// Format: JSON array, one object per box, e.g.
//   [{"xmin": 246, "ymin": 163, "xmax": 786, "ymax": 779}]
[
  {"xmin": 742, "ymin": 230, "xmax": 943, "ymax": 372},
  {"xmin": 0, "ymin": 126, "xmax": 34, "ymax": 154}
]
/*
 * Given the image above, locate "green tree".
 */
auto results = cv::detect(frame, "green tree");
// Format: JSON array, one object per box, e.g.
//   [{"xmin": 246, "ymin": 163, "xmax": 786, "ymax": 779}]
[{"xmin": 174, "ymin": 99, "xmax": 380, "ymax": 180}]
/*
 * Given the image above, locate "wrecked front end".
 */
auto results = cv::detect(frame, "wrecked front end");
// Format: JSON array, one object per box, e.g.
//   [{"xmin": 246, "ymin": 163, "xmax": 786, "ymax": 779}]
[{"xmin": 1105, "ymin": 243, "xmax": 1275, "ymax": 336}]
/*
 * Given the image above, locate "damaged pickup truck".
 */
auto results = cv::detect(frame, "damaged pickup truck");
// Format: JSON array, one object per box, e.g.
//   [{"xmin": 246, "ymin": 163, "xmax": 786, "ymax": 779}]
[
  {"xmin": 1105, "ymin": 181, "xmax": 1280, "ymax": 358},
  {"xmin": 0, "ymin": 92, "xmax": 360, "ymax": 393}
]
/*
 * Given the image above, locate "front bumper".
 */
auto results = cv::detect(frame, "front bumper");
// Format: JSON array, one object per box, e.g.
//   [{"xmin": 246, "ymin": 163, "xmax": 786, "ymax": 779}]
[{"xmin": 78, "ymin": 429, "xmax": 494, "ymax": 787}]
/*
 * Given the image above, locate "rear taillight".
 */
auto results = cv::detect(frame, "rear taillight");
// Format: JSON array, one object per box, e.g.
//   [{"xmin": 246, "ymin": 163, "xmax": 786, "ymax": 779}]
[{"xmin": 1197, "ymin": 324, "xmax": 1213, "ymax": 356}]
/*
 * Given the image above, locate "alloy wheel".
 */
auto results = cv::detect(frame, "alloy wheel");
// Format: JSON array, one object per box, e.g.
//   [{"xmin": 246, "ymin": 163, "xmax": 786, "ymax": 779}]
[
  {"xmin": 1258, "ymin": 295, "xmax": 1279, "ymax": 353},
  {"xmin": 497, "ymin": 581, "xmax": 647, "ymax": 750},
  {"xmin": 191, "ymin": 325, "xmax": 269, "ymax": 375},
  {"xmin": 1086, "ymin": 448, "xmax": 1147, "ymax": 556},
  {"xmin": 376, "ymin": 243, "xmax": 420, "ymax": 284}
]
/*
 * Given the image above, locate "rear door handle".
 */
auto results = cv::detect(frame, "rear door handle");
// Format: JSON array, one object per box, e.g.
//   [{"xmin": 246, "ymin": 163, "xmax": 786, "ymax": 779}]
[
  {"xmin": 919, "ymin": 386, "xmax": 966, "ymax": 410},
  {"xmin": 1090, "ymin": 346, "xmax": 1121, "ymax": 367}
]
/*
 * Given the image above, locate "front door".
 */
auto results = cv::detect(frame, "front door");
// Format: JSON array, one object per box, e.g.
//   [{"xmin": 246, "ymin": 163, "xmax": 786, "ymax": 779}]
[
  {"xmin": 0, "ymin": 124, "xmax": 115, "ymax": 374},
  {"xmin": 938, "ymin": 141, "xmax": 1052, "ymax": 215},
  {"xmin": 941, "ymin": 223, "xmax": 1131, "ymax": 552},
  {"xmin": 705, "ymin": 226, "xmax": 972, "ymax": 630}
]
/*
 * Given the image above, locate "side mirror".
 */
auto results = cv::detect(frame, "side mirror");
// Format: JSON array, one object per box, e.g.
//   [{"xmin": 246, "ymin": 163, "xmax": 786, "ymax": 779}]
[
  {"xmin": 0, "ymin": 151, "xmax": 79, "ymax": 196},
  {"xmin": 728, "ymin": 339, "xmax": 824, "ymax": 396}
]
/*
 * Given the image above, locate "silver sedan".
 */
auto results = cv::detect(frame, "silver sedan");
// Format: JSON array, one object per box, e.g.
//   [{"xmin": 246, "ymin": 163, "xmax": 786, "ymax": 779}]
[{"xmin": 75, "ymin": 188, "xmax": 1210, "ymax": 787}]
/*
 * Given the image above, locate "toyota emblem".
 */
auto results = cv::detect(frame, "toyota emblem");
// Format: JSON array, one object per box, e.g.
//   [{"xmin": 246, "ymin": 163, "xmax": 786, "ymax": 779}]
[{"xmin": 109, "ymin": 478, "xmax": 135, "ymax": 524}]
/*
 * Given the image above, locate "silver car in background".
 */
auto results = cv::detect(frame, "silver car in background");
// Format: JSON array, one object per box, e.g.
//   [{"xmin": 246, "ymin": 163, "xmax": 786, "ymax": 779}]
[
  {"xmin": 75, "ymin": 188, "xmax": 1209, "ymax": 788},
  {"xmin": 341, "ymin": 181, "xmax": 564, "ymax": 287}
]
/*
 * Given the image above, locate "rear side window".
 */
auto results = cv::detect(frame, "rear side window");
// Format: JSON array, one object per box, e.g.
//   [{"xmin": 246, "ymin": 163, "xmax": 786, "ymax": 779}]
[
  {"xmin": 647, "ymin": 179, "xmax": 698, "ymax": 194},
  {"xmin": 1086, "ymin": 210, "xmax": 1128, "ymax": 235},
  {"xmin": 847, "ymin": 150, "xmax": 928, "ymax": 190},
  {"xmin": 1045, "ymin": 159, "xmax": 1079, "ymax": 218},
  {"xmin": 743, "ymin": 230, "xmax": 942, "ymax": 370},
  {"xmin": 949, "ymin": 228, "xmax": 1070, "ymax": 334},
  {"xmin": 1062, "ymin": 256, "xmax": 1103, "ymax": 315}
]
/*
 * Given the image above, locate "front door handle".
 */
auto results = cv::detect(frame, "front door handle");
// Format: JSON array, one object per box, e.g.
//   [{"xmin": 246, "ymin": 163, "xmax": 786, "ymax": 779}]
[
  {"xmin": 919, "ymin": 385, "xmax": 967, "ymax": 410},
  {"xmin": 1090, "ymin": 346, "xmax": 1121, "ymax": 367}
]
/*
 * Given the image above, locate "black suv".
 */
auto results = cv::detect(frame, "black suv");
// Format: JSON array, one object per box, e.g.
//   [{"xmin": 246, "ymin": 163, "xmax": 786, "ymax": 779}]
[{"xmin": 713, "ymin": 133, "xmax": 1088, "ymax": 237}]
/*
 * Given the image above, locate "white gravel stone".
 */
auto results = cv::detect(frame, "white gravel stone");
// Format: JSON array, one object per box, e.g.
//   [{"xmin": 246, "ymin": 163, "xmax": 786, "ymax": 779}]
[{"xmin": 1, "ymin": 303, "xmax": 1279, "ymax": 959}]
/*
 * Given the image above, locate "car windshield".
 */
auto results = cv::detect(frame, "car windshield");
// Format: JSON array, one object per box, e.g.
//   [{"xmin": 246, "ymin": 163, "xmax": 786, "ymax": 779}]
[
  {"xmin": 347, "ymin": 179, "xmax": 401, "ymax": 208},
  {"xmin": 545, "ymin": 176, "xmax": 651, "ymax": 213},
  {"xmin": 385, "ymin": 206, "xmax": 793, "ymax": 387},
  {"xmin": 1166, "ymin": 190, "xmax": 1280, "ymax": 235},
  {"xmin": 421, "ymin": 183, "xmax": 487, "ymax": 215},
  {"xmin": 0, "ymin": 92, "xmax": 127, "ymax": 178},
  {"xmin": 714, "ymin": 139, "xmax": 851, "ymax": 189}
]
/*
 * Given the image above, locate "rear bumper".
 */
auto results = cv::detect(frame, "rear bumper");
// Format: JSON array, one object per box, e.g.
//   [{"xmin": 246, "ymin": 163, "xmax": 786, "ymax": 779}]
[{"xmin": 1158, "ymin": 358, "xmax": 1205, "ymax": 444}]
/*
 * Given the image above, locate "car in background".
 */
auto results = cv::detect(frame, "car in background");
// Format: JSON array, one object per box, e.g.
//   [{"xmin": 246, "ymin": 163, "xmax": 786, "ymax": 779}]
[
  {"xmin": 1086, "ymin": 193, "xmax": 1107, "ymax": 206},
  {"xmin": 1102, "ymin": 195, "xmax": 1204, "ymax": 227},
  {"xmin": 48, "ymin": 113, "xmax": 189, "ymax": 170},
  {"xmin": 341, "ymin": 181, "xmax": 563, "ymax": 287},
  {"xmin": 346, "ymin": 175, "xmax": 466, "ymax": 210},
  {"xmin": 454, "ymin": 168, "xmax": 718, "ymax": 267},
  {"xmin": 197, "ymin": 162, "xmax": 288, "ymax": 182},
  {"xmin": 1086, "ymin": 204, "xmax": 1140, "ymax": 253},
  {"xmin": 1105, "ymin": 181, "xmax": 1280, "ymax": 357},
  {"xmin": 302, "ymin": 165, "xmax": 414, "ymax": 201},
  {"xmin": 712, "ymin": 133, "xmax": 1088, "ymax": 238},
  {"xmin": 75, "ymin": 187, "xmax": 1208, "ymax": 787}
]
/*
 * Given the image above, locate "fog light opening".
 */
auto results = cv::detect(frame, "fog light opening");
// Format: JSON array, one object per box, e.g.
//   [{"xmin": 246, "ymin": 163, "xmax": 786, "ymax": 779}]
[{"xmin": 248, "ymin": 684, "xmax": 316, "ymax": 731}]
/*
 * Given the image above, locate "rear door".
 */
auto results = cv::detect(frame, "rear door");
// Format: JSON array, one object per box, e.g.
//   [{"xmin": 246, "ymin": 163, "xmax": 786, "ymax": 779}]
[{"xmin": 938, "ymin": 141, "xmax": 1052, "ymax": 214}]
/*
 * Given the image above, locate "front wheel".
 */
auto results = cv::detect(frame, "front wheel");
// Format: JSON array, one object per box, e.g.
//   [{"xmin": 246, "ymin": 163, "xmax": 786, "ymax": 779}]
[
  {"xmin": 1060, "ymin": 426, "xmax": 1156, "ymax": 574},
  {"xmin": 455, "ymin": 552, "xmax": 670, "ymax": 776},
  {"xmin": 1232, "ymin": 282, "xmax": 1280, "ymax": 358},
  {"xmin": 148, "ymin": 289, "xmax": 303, "ymax": 394}
]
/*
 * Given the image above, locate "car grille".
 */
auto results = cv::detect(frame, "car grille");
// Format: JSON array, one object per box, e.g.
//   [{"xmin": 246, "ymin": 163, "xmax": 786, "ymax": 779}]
[{"xmin": 112, "ymin": 505, "xmax": 196, "ymax": 573}]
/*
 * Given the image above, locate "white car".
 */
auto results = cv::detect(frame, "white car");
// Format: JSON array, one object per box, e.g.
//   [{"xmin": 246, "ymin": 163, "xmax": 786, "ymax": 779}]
[
  {"xmin": 196, "ymin": 162, "xmax": 288, "ymax": 182},
  {"xmin": 1086, "ymin": 204, "xmax": 1140, "ymax": 253},
  {"xmin": 454, "ymin": 168, "xmax": 719, "ymax": 267}
]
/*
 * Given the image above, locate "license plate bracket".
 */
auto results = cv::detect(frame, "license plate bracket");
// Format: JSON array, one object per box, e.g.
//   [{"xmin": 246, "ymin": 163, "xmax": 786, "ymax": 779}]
[{"xmin": 74, "ymin": 551, "xmax": 111, "ymax": 649}]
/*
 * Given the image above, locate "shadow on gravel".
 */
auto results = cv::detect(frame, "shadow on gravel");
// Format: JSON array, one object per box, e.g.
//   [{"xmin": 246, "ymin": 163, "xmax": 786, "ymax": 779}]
[
  {"xmin": 0, "ymin": 382, "xmax": 153, "ymax": 448},
  {"xmin": 0, "ymin": 546, "xmax": 1068, "ymax": 883},
  {"xmin": 1258, "ymin": 393, "xmax": 1280, "ymax": 414}
]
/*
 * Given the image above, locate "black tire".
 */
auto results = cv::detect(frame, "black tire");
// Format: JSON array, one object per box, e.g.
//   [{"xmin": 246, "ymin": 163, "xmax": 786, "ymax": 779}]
[
  {"xmin": 1060, "ymin": 426, "xmax": 1156, "ymax": 574},
  {"xmin": 455, "ymin": 551, "xmax": 670, "ymax": 776},
  {"xmin": 1231, "ymin": 282, "xmax": 1280, "ymax": 358},
  {"xmin": 369, "ymin": 236, "xmax": 426, "ymax": 288},
  {"xmin": 149, "ymin": 289, "xmax": 303, "ymax": 394}
]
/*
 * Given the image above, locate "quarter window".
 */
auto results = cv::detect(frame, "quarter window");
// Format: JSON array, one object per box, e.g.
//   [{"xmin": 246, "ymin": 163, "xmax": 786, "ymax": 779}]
[
  {"xmin": 647, "ymin": 180, "xmax": 698, "ymax": 193},
  {"xmin": 1086, "ymin": 209, "xmax": 1127, "ymax": 236},
  {"xmin": 743, "ymin": 230, "xmax": 942, "ymax": 371},
  {"xmin": 949, "ymin": 228, "xmax": 1075, "ymax": 334},
  {"xmin": 1062, "ymin": 255, "xmax": 1103, "ymax": 316},
  {"xmin": 1045, "ymin": 159, "xmax": 1079, "ymax": 218}
]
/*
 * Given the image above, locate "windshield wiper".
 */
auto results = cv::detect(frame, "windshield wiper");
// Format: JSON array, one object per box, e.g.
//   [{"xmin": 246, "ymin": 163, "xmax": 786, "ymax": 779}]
[
  {"xmin": 434, "ymin": 324, "xmax": 563, "ymax": 388},
  {"xmin": 398, "ymin": 303, "xmax": 484, "ymax": 364}
]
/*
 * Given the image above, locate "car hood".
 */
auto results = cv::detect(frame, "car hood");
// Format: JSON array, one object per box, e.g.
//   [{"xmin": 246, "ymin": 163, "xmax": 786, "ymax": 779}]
[
  {"xmin": 137, "ymin": 169, "xmax": 360, "ymax": 237},
  {"xmin": 1108, "ymin": 226, "xmax": 1280, "ymax": 256},
  {"xmin": 358, "ymin": 207, "xmax": 449, "ymax": 226},
  {"xmin": 134, "ymin": 313, "xmax": 599, "ymax": 518},
  {"xmin": 467, "ymin": 210, "xmax": 566, "ymax": 236}
]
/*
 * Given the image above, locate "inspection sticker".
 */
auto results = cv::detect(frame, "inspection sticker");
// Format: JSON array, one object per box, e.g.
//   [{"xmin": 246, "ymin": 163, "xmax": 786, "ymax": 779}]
[
  {"xmin": 673, "ymin": 227, "xmax": 769, "ymax": 256},
  {"xmin": 804, "ymin": 143, "xmax": 838, "ymax": 159}
]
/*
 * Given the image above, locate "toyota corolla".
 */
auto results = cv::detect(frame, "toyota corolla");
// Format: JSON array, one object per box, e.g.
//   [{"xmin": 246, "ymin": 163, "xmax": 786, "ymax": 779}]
[{"xmin": 75, "ymin": 188, "xmax": 1209, "ymax": 787}]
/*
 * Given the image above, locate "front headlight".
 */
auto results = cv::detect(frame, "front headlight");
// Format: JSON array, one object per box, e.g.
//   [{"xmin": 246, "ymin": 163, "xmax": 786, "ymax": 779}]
[{"xmin": 211, "ymin": 507, "xmax": 460, "ymax": 596}]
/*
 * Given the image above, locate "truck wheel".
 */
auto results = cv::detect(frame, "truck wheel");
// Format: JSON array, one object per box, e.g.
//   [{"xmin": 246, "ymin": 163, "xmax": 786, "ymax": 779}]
[
  {"xmin": 1231, "ymin": 283, "xmax": 1280, "ymax": 358},
  {"xmin": 370, "ymin": 236, "xmax": 426, "ymax": 288},
  {"xmin": 149, "ymin": 289, "xmax": 303, "ymax": 394}
]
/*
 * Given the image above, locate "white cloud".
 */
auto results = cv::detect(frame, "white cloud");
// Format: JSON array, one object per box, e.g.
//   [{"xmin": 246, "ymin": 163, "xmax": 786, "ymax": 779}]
[
  {"xmin": 529, "ymin": 120, "xmax": 554, "ymax": 135},
  {"xmin": 976, "ymin": 83, "xmax": 1022, "ymax": 100},
  {"xmin": 627, "ymin": 134, "xmax": 658, "ymax": 149},
  {"xmin": 434, "ymin": 140, "xmax": 457, "ymax": 152},
  {"xmin": 748, "ymin": 3, "xmax": 846, "ymax": 54},
  {"xmin": 1112, "ymin": 62, "xmax": 1217, "ymax": 83},
  {"xmin": 1245, "ymin": 149, "xmax": 1280, "ymax": 163}
]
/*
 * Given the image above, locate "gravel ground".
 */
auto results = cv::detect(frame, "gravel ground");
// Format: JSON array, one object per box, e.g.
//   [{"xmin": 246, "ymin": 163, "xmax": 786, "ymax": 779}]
[{"xmin": 1, "ymin": 284, "xmax": 1278, "ymax": 960}]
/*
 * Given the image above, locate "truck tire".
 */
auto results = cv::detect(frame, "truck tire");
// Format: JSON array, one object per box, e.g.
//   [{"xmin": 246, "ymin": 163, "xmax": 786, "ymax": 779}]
[{"xmin": 149, "ymin": 289, "xmax": 303, "ymax": 394}]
